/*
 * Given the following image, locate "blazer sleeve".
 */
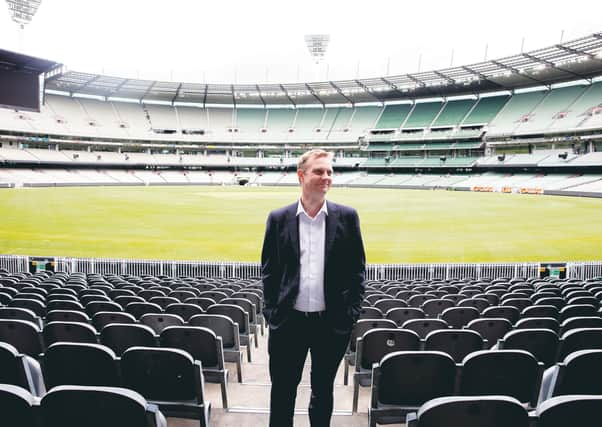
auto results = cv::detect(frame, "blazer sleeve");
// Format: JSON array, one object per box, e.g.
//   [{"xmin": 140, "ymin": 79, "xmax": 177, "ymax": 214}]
[
  {"xmin": 345, "ymin": 208, "xmax": 367, "ymax": 322},
  {"xmin": 261, "ymin": 211, "xmax": 281, "ymax": 322}
]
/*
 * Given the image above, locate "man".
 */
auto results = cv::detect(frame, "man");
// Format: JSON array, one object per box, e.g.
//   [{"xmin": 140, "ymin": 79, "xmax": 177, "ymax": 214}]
[{"xmin": 261, "ymin": 149, "xmax": 366, "ymax": 427}]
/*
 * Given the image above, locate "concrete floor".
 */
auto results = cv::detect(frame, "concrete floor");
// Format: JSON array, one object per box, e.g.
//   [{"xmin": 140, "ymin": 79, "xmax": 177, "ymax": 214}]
[{"xmin": 167, "ymin": 327, "xmax": 376, "ymax": 427}]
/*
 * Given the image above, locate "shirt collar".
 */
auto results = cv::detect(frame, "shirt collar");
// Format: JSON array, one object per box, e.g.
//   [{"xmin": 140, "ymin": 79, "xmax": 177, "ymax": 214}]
[{"xmin": 296, "ymin": 199, "xmax": 328, "ymax": 218}]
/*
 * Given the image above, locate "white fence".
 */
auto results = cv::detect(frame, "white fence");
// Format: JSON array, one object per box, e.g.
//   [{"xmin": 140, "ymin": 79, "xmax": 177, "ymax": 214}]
[{"xmin": 2, "ymin": 254, "xmax": 602, "ymax": 281}]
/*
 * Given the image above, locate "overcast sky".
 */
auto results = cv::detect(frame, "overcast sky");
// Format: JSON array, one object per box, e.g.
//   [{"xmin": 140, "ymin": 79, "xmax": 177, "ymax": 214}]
[{"xmin": 1, "ymin": 0, "xmax": 600, "ymax": 84}]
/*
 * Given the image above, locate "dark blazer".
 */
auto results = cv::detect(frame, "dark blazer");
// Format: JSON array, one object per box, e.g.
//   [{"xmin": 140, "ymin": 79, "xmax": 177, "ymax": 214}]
[{"xmin": 261, "ymin": 200, "xmax": 366, "ymax": 333}]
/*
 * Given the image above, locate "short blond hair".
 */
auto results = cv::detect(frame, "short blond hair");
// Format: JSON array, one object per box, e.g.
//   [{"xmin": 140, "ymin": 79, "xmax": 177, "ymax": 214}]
[{"xmin": 297, "ymin": 149, "xmax": 333, "ymax": 172}]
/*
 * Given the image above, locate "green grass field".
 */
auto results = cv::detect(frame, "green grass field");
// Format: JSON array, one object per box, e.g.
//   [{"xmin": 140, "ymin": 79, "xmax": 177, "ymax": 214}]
[{"xmin": 1, "ymin": 185, "xmax": 601, "ymax": 263}]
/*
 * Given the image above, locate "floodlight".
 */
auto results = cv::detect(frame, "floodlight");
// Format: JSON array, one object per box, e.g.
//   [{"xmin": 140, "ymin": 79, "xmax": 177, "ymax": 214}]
[
  {"xmin": 5, "ymin": 0, "xmax": 41, "ymax": 28},
  {"xmin": 304, "ymin": 34, "xmax": 330, "ymax": 64}
]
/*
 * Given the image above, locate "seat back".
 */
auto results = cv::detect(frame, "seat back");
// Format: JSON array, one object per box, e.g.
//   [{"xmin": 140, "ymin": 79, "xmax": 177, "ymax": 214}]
[
  {"xmin": 554, "ymin": 350, "xmax": 602, "ymax": 396},
  {"xmin": 41, "ymin": 385, "xmax": 165, "ymax": 427},
  {"xmin": 0, "ymin": 319, "xmax": 43, "ymax": 356},
  {"xmin": 160, "ymin": 326, "xmax": 223, "ymax": 369},
  {"xmin": 401, "ymin": 319, "xmax": 448, "ymax": 339},
  {"xmin": 466, "ymin": 318, "xmax": 513, "ymax": 347},
  {"xmin": 374, "ymin": 351, "xmax": 456, "ymax": 406},
  {"xmin": 439, "ymin": 307, "xmax": 479, "ymax": 328},
  {"xmin": 415, "ymin": 395, "xmax": 529, "ymax": 427},
  {"xmin": 140, "ymin": 314, "xmax": 185, "ymax": 335},
  {"xmin": 557, "ymin": 328, "xmax": 602, "ymax": 360},
  {"xmin": 358, "ymin": 328, "xmax": 421, "ymax": 370},
  {"xmin": 189, "ymin": 314, "xmax": 239, "ymax": 350},
  {"xmin": 459, "ymin": 349, "xmax": 541, "ymax": 406},
  {"xmin": 0, "ymin": 384, "xmax": 37, "ymax": 427},
  {"xmin": 424, "ymin": 329, "xmax": 483, "ymax": 363},
  {"xmin": 92, "ymin": 311, "xmax": 137, "ymax": 331},
  {"xmin": 499, "ymin": 328, "xmax": 559, "ymax": 367},
  {"xmin": 100, "ymin": 323, "xmax": 157, "ymax": 356},
  {"xmin": 42, "ymin": 342, "xmax": 119, "ymax": 389},
  {"xmin": 385, "ymin": 307, "xmax": 425, "ymax": 327},
  {"xmin": 537, "ymin": 394, "xmax": 602, "ymax": 427},
  {"xmin": 43, "ymin": 321, "xmax": 98, "ymax": 346}
]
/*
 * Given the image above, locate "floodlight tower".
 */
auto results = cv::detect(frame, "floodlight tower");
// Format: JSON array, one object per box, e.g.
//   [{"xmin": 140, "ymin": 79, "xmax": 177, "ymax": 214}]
[
  {"xmin": 5, "ymin": 0, "xmax": 42, "ymax": 50},
  {"xmin": 304, "ymin": 34, "xmax": 330, "ymax": 81}
]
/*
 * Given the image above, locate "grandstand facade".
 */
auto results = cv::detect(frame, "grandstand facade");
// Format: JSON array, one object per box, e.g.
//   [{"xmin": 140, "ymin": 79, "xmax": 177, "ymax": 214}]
[{"xmin": 0, "ymin": 32, "xmax": 601, "ymax": 198}]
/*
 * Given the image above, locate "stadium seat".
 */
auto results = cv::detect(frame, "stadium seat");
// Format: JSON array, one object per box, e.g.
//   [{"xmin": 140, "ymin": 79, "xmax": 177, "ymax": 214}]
[
  {"xmin": 558, "ymin": 304, "xmax": 598, "ymax": 322},
  {"xmin": 556, "ymin": 327, "xmax": 602, "ymax": 360},
  {"xmin": 522, "ymin": 304, "xmax": 559, "ymax": 319},
  {"xmin": 149, "ymin": 296, "xmax": 180, "ymax": 309},
  {"xmin": 121, "ymin": 347, "xmax": 210, "ymax": 427},
  {"xmin": 373, "ymin": 298, "xmax": 408, "ymax": 313},
  {"xmin": 0, "ymin": 306, "xmax": 41, "ymax": 327},
  {"xmin": 221, "ymin": 297, "xmax": 260, "ymax": 347},
  {"xmin": 560, "ymin": 316, "xmax": 602, "ymax": 334},
  {"xmin": 459, "ymin": 350, "xmax": 542, "ymax": 407},
  {"xmin": 368, "ymin": 351, "xmax": 456, "ymax": 427},
  {"xmin": 42, "ymin": 321, "xmax": 98, "ymax": 346},
  {"xmin": 401, "ymin": 318, "xmax": 448, "ymax": 339},
  {"xmin": 185, "ymin": 297, "xmax": 217, "ymax": 311},
  {"xmin": 92, "ymin": 311, "xmax": 137, "ymax": 330},
  {"xmin": 42, "ymin": 342, "xmax": 120, "ymax": 389},
  {"xmin": 126, "ymin": 302, "xmax": 163, "ymax": 319},
  {"xmin": 0, "ymin": 384, "xmax": 37, "ymax": 427},
  {"xmin": 424, "ymin": 329, "xmax": 484, "ymax": 363},
  {"xmin": 352, "ymin": 328, "xmax": 421, "ymax": 412},
  {"xmin": 482, "ymin": 305, "xmax": 520, "ymax": 324},
  {"xmin": 439, "ymin": 306, "xmax": 479, "ymax": 328},
  {"xmin": 159, "ymin": 326, "xmax": 229, "ymax": 408},
  {"xmin": 515, "ymin": 316, "xmax": 560, "ymax": 332},
  {"xmin": 8, "ymin": 298, "xmax": 46, "ymax": 317},
  {"xmin": 40, "ymin": 385, "xmax": 167, "ymax": 427},
  {"xmin": 165, "ymin": 303, "xmax": 204, "ymax": 321},
  {"xmin": 86, "ymin": 300, "xmax": 123, "ymax": 317},
  {"xmin": 100, "ymin": 323, "xmax": 157, "ymax": 356},
  {"xmin": 457, "ymin": 298, "xmax": 490, "ymax": 313},
  {"xmin": 421, "ymin": 299, "xmax": 455, "ymax": 318},
  {"xmin": 0, "ymin": 319, "xmax": 43, "ymax": 356},
  {"xmin": 539, "ymin": 349, "xmax": 602, "ymax": 403},
  {"xmin": 45, "ymin": 309, "xmax": 91, "ymax": 324},
  {"xmin": 466, "ymin": 318, "xmax": 513, "ymax": 347},
  {"xmin": 385, "ymin": 307, "xmax": 425, "ymax": 326},
  {"xmin": 405, "ymin": 395, "xmax": 530, "ymax": 427},
  {"xmin": 206, "ymin": 304, "xmax": 254, "ymax": 362},
  {"xmin": 497, "ymin": 328, "xmax": 559, "ymax": 367},
  {"xmin": 189, "ymin": 313, "xmax": 244, "ymax": 383},
  {"xmin": 0, "ymin": 342, "xmax": 45, "ymax": 396},
  {"xmin": 140, "ymin": 313, "xmax": 185, "ymax": 335},
  {"xmin": 343, "ymin": 318, "xmax": 397, "ymax": 386},
  {"xmin": 536, "ymin": 394, "xmax": 602, "ymax": 427}
]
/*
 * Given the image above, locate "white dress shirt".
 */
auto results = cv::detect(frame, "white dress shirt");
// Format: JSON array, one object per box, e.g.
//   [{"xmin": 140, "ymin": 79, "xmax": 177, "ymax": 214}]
[{"xmin": 294, "ymin": 199, "xmax": 327, "ymax": 312}]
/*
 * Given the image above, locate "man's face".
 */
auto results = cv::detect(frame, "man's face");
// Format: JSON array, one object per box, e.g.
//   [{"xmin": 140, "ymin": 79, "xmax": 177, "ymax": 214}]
[{"xmin": 298, "ymin": 155, "xmax": 333, "ymax": 198}]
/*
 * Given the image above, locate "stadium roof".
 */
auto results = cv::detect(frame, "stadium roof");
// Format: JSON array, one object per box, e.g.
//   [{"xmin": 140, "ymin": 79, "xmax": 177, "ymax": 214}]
[
  {"xmin": 45, "ymin": 32, "xmax": 602, "ymax": 106},
  {"xmin": 0, "ymin": 48, "xmax": 62, "ymax": 75}
]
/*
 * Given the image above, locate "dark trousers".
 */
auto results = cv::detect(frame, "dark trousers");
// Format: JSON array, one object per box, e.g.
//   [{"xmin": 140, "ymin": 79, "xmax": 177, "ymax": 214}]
[{"xmin": 268, "ymin": 311, "xmax": 350, "ymax": 427}]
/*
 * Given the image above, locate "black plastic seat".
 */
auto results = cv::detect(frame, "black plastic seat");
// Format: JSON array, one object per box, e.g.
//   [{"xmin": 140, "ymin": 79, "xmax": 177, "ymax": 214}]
[
  {"xmin": 0, "ymin": 319, "xmax": 43, "ymax": 356},
  {"xmin": 368, "ymin": 351, "xmax": 457, "ymax": 427},
  {"xmin": 43, "ymin": 321, "xmax": 98, "ymax": 346},
  {"xmin": 401, "ymin": 318, "xmax": 448, "ymax": 339},
  {"xmin": 40, "ymin": 385, "xmax": 167, "ymax": 427},
  {"xmin": 100, "ymin": 323, "xmax": 157, "ymax": 356},
  {"xmin": 121, "ymin": 347, "xmax": 210, "ymax": 427},
  {"xmin": 406, "ymin": 395, "xmax": 529, "ymax": 427},
  {"xmin": 160, "ymin": 326, "xmax": 229, "ymax": 408},
  {"xmin": 424, "ymin": 329, "xmax": 484, "ymax": 363},
  {"xmin": 42, "ymin": 342, "xmax": 120, "ymax": 389},
  {"xmin": 459, "ymin": 349, "xmax": 542, "ymax": 407},
  {"xmin": 92, "ymin": 311, "xmax": 137, "ymax": 331},
  {"xmin": 0, "ymin": 384, "xmax": 37, "ymax": 427},
  {"xmin": 352, "ymin": 328, "xmax": 421, "ymax": 413},
  {"xmin": 189, "ymin": 314, "xmax": 244, "ymax": 383},
  {"xmin": 439, "ymin": 307, "xmax": 479, "ymax": 328},
  {"xmin": 0, "ymin": 342, "xmax": 45, "ymax": 396},
  {"xmin": 498, "ymin": 328, "xmax": 559, "ymax": 367},
  {"xmin": 537, "ymin": 394, "xmax": 602, "ymax": 427},
  {"xmin": 140, "ymin": 313, "xmax": 185, "ymax": 335},
  {"xmin": 466, "ymin": 318, "xmax": 513, "ymax": 348},
  {"xmin": 539, "ymin": 349, "xmax": 602, "ymax": 402}
]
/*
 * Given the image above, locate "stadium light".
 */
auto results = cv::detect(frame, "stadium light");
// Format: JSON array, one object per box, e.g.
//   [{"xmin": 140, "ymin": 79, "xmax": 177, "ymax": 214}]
[
  {"xmin": 5, "ymin": 0, "xmax": 41, "ymax": 28},
  {"xmin": 304, "ymin": 34, "xmax": 330, "ymax": 64}
]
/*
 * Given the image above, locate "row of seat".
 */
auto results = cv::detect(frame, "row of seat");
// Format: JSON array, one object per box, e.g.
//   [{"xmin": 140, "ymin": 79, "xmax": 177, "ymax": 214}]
[
  {"xmin": 405, "ymin": 394, "xmax": 601, "ymax": 427},
  {"xmin": 348, "ymin": 325, "xmax": 602, "ymax": 412},
  {"xmin": 368, "ymin": 348, "xmax": 602, "ymax": 426},
  {"xmin": 0, "ymin": 340, "xmax": 210, "ymax": 426},
  {"xmin": 0, "ymin": 384, "xmax": 167, "ymax": 427}
]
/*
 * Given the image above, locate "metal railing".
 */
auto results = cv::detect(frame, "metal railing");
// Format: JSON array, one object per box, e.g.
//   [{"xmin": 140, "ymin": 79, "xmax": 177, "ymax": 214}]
[{"xmin": 2, "ymin": 254, "xmax": 601, "ymax": 281}]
